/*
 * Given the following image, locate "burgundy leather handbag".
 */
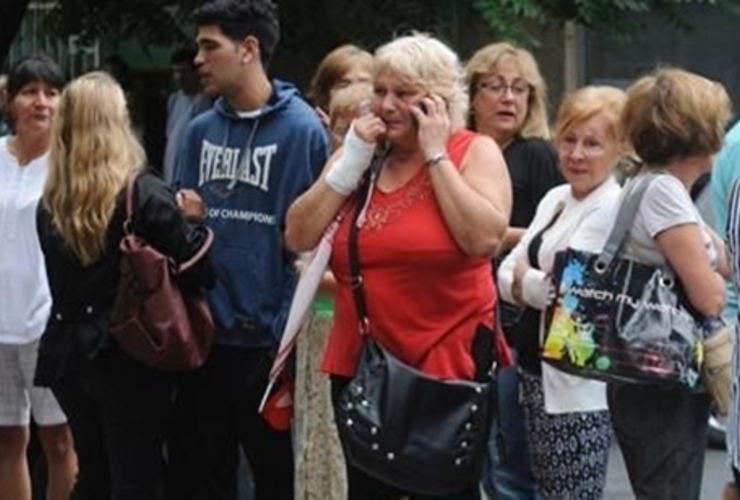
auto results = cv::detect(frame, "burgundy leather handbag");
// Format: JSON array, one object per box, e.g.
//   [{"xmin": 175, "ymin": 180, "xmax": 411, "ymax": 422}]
[{"xmin": 109, "ymin": 174, "xmax": 215, "ymax": 371}]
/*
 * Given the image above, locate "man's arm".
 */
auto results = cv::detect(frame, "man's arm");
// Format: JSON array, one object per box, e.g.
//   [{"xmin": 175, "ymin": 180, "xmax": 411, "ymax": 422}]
[{"xmin": 172, "ymin": 121, "xmax": 200, "ymax": 189}]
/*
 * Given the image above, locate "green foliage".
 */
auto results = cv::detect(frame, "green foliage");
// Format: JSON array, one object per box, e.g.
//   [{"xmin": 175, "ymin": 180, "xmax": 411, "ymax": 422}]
[
  {"xmin": 37, "ymin": 0, "xmax": 740, "ymax": 52},
  {"xmin": 47, "ymin": 0, "xmax": 203, "ymax": 46},
  {"xmin": 469, "ymin": 0, "xmax": 546, "ymax": 46},
  {"xmin": 44, "ymin": 0, "xmax": 461, "ymax": 54},
  {"xmin": 471, "ymin": 0, "xmax": 740, "ymax": 46},
  {"xmin": 279, "ymin": 0, "xmax": 442, "ymax": 53}
]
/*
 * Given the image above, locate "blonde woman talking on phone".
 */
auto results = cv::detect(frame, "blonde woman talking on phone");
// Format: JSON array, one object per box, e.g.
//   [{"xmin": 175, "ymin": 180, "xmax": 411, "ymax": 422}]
[{"xmin": 286, "ymin": 32, "xmax": 511, "ymax": 499}]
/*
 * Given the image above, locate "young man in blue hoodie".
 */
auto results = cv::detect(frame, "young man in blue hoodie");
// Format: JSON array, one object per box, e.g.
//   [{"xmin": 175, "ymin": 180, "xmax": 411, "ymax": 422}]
[{"xmin": 168, "ymin": 1, "xmax": 330, "ymax": 498}]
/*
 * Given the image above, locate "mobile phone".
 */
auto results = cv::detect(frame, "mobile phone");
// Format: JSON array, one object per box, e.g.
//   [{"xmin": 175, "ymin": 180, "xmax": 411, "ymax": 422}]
[{"xmin": 411, "ymin": 101, "xmax": 427, "ymax": 128}]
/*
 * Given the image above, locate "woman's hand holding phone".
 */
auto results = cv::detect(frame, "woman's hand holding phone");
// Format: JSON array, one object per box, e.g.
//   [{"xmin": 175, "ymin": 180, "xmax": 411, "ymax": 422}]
[{"xmin": 410, "ymin": 94, "xmax": 451, "ymax": 163}]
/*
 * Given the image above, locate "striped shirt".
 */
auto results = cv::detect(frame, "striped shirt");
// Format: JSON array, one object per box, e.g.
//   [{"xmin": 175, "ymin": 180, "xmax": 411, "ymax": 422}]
[{"xmin": 724, "ymin": 178, "xmax": 740, "ymax": 470}]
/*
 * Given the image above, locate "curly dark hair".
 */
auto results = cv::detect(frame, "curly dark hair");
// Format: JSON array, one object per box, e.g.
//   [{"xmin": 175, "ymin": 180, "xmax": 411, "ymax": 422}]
[{"xmin": 192, "ymin": 0, "xmax": 280, "ymax": 67}]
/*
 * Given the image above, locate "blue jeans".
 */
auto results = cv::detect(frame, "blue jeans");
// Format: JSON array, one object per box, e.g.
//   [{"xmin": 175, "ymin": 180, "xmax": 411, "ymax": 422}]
[{"xmin": 482, "ymin": 367, "xmax": 542, "ymax": 500}]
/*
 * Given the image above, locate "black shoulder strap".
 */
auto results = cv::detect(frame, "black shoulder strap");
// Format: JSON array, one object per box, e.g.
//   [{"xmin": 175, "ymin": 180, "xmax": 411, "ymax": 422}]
[
  {"xmin": 347, "ymin": 147, "xmax": 389, "ymax": 336},
  {"xmin": 123, "ymin": 171, "xmax": 142, "ymax": 236},
  {"xmin": 526, "ymin": 203, "xmax": 563, "ymax": 269}
]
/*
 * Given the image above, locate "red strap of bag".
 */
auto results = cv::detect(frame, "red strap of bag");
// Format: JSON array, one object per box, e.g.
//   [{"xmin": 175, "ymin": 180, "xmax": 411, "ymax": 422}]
[{"xmin": 124, "ymin": 173, "xmax": 214, "ymax": 272}]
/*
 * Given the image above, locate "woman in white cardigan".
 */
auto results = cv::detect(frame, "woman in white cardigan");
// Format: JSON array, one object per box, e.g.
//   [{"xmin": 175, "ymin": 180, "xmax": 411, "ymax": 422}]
[{"xmin": 498, "ymin": 86, "xmax": 627, "ymax": 499}]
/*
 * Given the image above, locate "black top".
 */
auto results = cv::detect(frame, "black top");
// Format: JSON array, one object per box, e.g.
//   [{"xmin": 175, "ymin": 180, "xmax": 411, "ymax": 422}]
[
  {"xmin": 496, "ymin": 137, "xmax": 563, "ymax": 349},
  {"xmin": 35, "ymin": 172, "xmax": 214, "ymax": 386},
  {"xmin": 516, "ymin": 208, "xmax": 561, "ymax": 375},
  {"xmin": 504, "ymin": 136, "xmax": 563, "ymax": 229}
]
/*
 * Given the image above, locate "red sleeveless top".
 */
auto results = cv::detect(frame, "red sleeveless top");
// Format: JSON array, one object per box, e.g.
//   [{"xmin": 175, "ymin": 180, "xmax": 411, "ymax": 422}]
[{"xmin": 322, "ymin": 129, "xmax": 502, "ymax": 379}]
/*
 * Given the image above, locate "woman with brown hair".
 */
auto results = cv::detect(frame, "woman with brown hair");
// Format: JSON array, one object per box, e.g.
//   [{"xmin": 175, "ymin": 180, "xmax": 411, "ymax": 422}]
[
  {"xmin": 466, "ymin": 42, "xmax": 562, "ymax": 253},
  {"xmin": 307, "ymin": 44, "xmax": 373, "ymax": 125},
  {"xmin": 293, "ymin": 80, "xmax": 373, "ymax": 500},
  {"xmin": 609, "ymin": 67, "xmax": 731, "ymax": 500},
  {"xmin": 292, "ymin": 44, "xmax": 374, "ymax": 500}
]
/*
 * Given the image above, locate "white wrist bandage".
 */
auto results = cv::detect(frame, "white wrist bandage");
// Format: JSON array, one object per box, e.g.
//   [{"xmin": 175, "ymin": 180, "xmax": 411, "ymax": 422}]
[{"xmin": 325, "ymin": 125, "xmax": 376, "ymax": 195}]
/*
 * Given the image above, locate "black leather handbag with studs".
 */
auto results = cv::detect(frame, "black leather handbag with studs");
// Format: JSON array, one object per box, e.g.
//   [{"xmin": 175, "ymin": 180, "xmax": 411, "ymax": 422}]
[{"xmin": 335, "ymin": 169, "xmax": 496, "ymax": 496}]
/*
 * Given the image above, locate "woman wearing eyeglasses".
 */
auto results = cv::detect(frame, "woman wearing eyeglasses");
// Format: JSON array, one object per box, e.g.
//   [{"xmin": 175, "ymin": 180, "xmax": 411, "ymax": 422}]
[
  {"xmin": 498, "ymin": 86, "xmax": 627, "ymax": 499},
  {"xmin": 466, "ymin": 43, "xmax": 563, "ymax": 253},
  {"xmin": 466, "ymin": 42, "xmax": 563, "ymax": 500}
]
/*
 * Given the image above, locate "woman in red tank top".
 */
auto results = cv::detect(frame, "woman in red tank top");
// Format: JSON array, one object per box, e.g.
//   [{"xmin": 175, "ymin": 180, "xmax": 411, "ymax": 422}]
[{"xmin": 285, "ymin": 33, "xmax": 512, "ymax": 499}]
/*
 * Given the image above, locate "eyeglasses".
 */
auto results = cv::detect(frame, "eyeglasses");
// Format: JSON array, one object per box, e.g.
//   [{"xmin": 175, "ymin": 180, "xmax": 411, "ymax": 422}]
[{"xmin": 477, "ymin": 79, "xmax": 531, "ymax": 97}]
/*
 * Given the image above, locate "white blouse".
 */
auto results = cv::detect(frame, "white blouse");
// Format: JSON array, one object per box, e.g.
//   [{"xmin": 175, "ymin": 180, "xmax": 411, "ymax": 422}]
[
  {"xmin": 498, "ymin": 176, "xmax": 622, "ymax": 414},
  {"xmin": 0, "ymin": 137, "xmax": 51, "ymax": 344}
]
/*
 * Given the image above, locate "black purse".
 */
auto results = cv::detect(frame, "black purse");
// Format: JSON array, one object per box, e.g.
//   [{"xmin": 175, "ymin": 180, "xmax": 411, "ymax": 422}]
[{"xmin": 335, "ymin": 168, "xmax": 496, "ymax": 496}]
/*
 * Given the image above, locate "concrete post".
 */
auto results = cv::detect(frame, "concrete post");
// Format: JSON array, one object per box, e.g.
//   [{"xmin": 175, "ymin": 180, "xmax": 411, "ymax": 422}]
[{"xmin": 563, "ymin": 20, "xmax": 583, "ymax": 94}]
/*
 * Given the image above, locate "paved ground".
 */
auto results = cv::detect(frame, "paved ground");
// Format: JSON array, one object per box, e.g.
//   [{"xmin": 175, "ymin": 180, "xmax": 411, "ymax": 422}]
[
  {"xmin": 244, "ymin": 441, "xmax": 732, "ymax": 499},
  {"xmin": 604, "ymin": 444, "xmax": 731, "ymax": 499},
  {"xmin": 480, "ymin": 443, "xmax": 731, "ymax": 500}
]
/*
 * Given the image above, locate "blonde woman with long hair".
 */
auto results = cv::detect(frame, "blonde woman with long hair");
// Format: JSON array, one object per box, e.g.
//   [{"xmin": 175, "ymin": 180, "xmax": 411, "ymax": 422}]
[{"xmin": 35, "ymin": 71, "xmax": 214, "ymax": 500}]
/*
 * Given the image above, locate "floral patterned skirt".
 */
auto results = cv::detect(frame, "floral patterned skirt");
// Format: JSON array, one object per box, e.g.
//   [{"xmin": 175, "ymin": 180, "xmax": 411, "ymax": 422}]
[{"xmin": 519, "ymin": 370, "xmax": 612, "ymax": 500}]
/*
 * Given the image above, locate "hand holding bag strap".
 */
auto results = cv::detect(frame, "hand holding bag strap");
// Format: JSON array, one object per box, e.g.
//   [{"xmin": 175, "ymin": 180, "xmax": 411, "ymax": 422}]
[
  {"xmin": 596, "ymin": 173, "xmax": 661, "ymax": 270},
  {"xmin": 123, "ymin": 172, "xmax": 214, "ymax": 273},
  {"xmin": 179, "ymin": 229, "xmax": 214, "ymax": 272}
]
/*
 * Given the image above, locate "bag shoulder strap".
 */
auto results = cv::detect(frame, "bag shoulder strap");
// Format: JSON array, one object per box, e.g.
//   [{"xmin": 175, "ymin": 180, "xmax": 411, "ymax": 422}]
[
  {"xmin": 597, "ymin": 172, "xmax": 661, "ymax": 268},
  {"xmin": 123, "ymin": 172, "xmax": 140, "ymax": 235},
  {"xmin": 348, "ymin": 149, "xmax": 389, "ymax": 336},
  {"xmin": 123, "ymin": 171, "xmax": 214, "ymax": 272},
  {"xmin": 125, "ymin": 173, "xmax": 137, "ymax": 219},
  {"xmin": 526, "ymin": 203, "xmax": 564, "ymax": 269},
  {"xmin": 348, "ymin": 175, "xmax": 376, "ymax": 336},
  {"xmin": 179, "ymin": 228, "xmax": 214, "ymax": 272}
]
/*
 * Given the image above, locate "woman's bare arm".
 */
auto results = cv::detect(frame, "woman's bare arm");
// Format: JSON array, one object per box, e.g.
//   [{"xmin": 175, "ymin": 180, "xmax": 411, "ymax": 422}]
[{"xmin": 657, "ymin": 223, "xmax": 726, "ymax": 317}]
